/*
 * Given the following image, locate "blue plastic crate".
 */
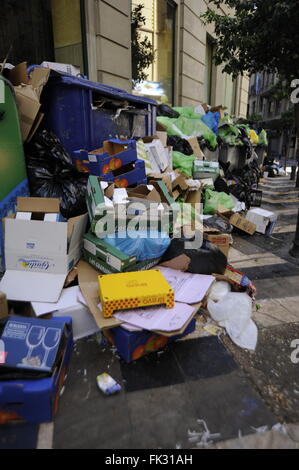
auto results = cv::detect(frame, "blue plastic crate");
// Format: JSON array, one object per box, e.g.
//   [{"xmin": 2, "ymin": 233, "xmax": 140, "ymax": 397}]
[
  {"xmin": 0, "ymin": 317, "xmax": 73, "ymax": 424},
  {"xmin": 73, "ymin": 139, "xmax": 138, "ymax": 177},
  {"xmin": 104, "ymin": 318, "xmax": 196, "ymax": 363}
]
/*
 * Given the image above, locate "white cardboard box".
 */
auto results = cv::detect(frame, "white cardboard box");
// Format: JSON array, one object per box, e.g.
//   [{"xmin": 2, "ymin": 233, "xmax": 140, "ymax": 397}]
[
  {"xmin": 41, "ymin": 61, "xmax": 81, "ymax": 76},
  {"xmin": 246, "ymin": 208, "xmax": 278, "ymax": 235},
  {"xmin": 0, "ymin": 198, "xmax": 88, "ymax": 303}
]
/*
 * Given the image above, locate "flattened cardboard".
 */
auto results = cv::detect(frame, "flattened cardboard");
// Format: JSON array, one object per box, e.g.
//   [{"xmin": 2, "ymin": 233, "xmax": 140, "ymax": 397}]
[
  {"xmin": 77, "ymin": 260, "xmax": 122, "ymax": 330},
  {"xmin": 218, "ymin": 210, "xmax": 256, "ymax": 236},
  {"xmin": 77, "ymin": 260, "xmax": 201, "ymax": 337},
  {"xmin": 17, "ymin": 197, "xmax": 60, "ymax": 214},
  {"xmin": 160, "ymin": 254, "xmax": 191, "ymax": 272}
]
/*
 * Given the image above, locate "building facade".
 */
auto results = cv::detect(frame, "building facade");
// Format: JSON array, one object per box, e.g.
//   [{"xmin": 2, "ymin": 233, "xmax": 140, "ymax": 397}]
[
  {"xmin": 0, "ymin": 0, "xmax": 249, "ymax": 117},
  {"xmin": 248, "ymin": 72, "xmax": 297, "ymax": 163}
]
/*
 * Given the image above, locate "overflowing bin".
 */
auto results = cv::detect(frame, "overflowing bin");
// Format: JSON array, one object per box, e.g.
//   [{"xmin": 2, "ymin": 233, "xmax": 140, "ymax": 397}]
[{"xmin": 40, "ymin": 72, "xmax": 157, "ymax": 159}]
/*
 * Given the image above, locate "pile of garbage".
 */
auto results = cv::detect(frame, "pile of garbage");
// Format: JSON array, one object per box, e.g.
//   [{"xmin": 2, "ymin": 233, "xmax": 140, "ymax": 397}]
[{"xmin": 0, "ymin": 61, "xmax": 278, "ymax": 424}]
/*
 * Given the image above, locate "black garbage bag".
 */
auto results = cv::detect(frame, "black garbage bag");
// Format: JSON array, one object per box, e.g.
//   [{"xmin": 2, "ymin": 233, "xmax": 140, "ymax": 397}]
[
  {"xmin": 214, "ymin": 176, "xmax": 230, "ymax": 195},
  {"xmin": 203, "ymin": 216, "xmax": 233, "ymax": 234},
  {"xmin": 167, "ymin": 136, "xmax": 194, "ymax": 156},
  {"xmin": 157, "ymin": 104, "xmax": 180, "ymax": 119},
  {"xmin": 161, "ymin": 238, "xmax": 227, "ymax": 275},
  {"xmin": 25, "ymin": 130, "xmax": 88, "ymax": 219}
]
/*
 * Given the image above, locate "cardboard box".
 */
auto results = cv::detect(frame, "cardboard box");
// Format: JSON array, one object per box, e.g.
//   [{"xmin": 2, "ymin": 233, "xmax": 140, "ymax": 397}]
[
  {"xmin": 8, "ymin": 63, "xmax": 50, "ymax": 141},
  {"xmin": 73, "ymin": 139, "xmax": 137, "ymax": 178},
  {"xmin": 83, "ymin": 250, "xmax": 161, "ymax": 275},
  {"xmin": 41, "ymin": 61, "xmax": 81, "ymax": 76},
  {"xmin": 142, "ymin": 136, "xmax": 171, "ymax": 172},
  {"xmin": 86, "ymin": 176, "xmax": 177, "ymax": 235},
  {"xmin": 98, "ymin": 270, "xmax": 175, "ymax": 318},
  {"xmin": 193, "ymin": 161, "xmax": 220, "ymax": 180},
  {"xmin": 0, "ymin": 293, "xmax": 8, "ymax": 320},
  {"xmin": 156, "ymin": 131, "xmax": 168, "ymax": 147},
  {"xmin": 218, "ymin": 211, "xmax": 256, "ymax": 236},
  {"xmin": 0, "ymin": 198, "xmax": 88, "ymax": 303},
  {"xmin": 0, "ymin": 316, "xmax": 73, "ymax": 424},
  {"xmin": 214, "ymin": 266, "xmax": 257, "ymax": 298},
  {"xmin": 204, "ymin": 232, "xmax": 233, "ymax": 257},
  {"xmin": 84, "ymin": 231, "xmax": 137, "ymax": 272},
  {"xmin": 104, "ymin": 318, "xmax": 196, "ymax": 363},
  {"xmin": 245, "ymin": 208, "xmax": 278, "ymax": 235}
]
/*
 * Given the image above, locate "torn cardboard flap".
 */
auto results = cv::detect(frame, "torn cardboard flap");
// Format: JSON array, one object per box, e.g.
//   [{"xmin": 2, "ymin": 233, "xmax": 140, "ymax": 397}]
[
  {"xmin": 17, "ymin": 197, "xmax": 60, "ymax": 214},
  {"xmin": 77, "ymin": 260, "xmax": 122, "ymax": 330},
  {"xmin": 217, "ymin": 210, "xmax": 256, "ymax": 236},
  {"xmin": 187, "ymin": 137, "xmax": 204, "ymax": 159},
  {"xmin": 9, "ymin": 63, "xmax": 50, "ymax": 142},
  {"xmin": 8, "ymin": 62, "xmax": 29, "ymax": 86}
]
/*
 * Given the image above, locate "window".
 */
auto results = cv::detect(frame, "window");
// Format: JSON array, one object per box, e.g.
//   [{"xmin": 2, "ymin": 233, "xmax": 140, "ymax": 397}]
[
  {"xmin": 223, "ymin": 73, "xmax": 237, "ymax": 115},
  {"xmin": 132, "ymin": 0, "xmax": 176, "ymax": 105},
  {"xmin": 51, "ymin": 0, "xmax": 87, "ymax": 75},
  {"xmin": 203, "ymin": 36, "xmax": 215, "ymax": 104},
  {"xmin": 0, "ymin": 0, "xmax": 87, "ymax": 75}
]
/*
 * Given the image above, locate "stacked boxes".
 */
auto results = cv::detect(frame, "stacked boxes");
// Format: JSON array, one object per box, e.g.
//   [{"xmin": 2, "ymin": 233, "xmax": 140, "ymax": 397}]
[{"xmin": 73, "ymin": 139, "xmax": 147, "ymax": 187}]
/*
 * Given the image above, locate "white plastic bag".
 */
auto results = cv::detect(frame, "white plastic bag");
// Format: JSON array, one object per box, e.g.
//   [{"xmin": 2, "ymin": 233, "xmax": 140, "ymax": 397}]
[
  {"xmin": 209, "ymin": 281, "xmax": 231, "ymax": 302},
  {"xmin": 207, "ymin": 292, "xmax": 258, "ymax": 350}
]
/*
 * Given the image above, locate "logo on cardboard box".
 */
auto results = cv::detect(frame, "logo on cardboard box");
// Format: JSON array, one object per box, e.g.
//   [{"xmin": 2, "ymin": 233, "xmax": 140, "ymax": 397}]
[{"xmin": 18, "ymin": 258, "xmax": 50, "ymax": 271}]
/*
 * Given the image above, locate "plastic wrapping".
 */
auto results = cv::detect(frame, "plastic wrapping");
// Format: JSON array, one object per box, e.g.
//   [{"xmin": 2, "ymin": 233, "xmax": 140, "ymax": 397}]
[
  {"xmin": 203, "ymin": 216, "xmax": 233, "ymax": 234},
  {"xmin": 173, "ymin": 151, "xmax": 195, "ymax": 178},
  {"xmin": 25, "ymin": 130, "xmax": 88, "ymax": 219},
  {"xmin": 202, "ymin": 111, "xmax": 219, "ymax": 135},
  {"xmin": 204, "ymin": 189, "xmax": 234, "ymax": 215},
  {"xmin": 104, "ymin": 231, "xmax": 171, "ymax": 262},
  {"xmin": 207, "ymin": 292, "xmax": 258, "ymax": 350},
  {"xmin": 157, "ymin": 116, "xmax": 218, "ymax": 150}
]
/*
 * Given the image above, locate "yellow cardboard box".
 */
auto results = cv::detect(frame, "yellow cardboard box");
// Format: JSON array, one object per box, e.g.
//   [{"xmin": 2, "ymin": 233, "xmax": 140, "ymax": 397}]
[{"xmin": 98, "ymin": 270, "xmax": 175, "ymax": 318}]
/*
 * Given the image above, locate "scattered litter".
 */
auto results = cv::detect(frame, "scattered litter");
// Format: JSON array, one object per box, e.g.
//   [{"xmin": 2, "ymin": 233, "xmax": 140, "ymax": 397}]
[
  {"xmin": 187, "ymin": 419, "xmax": 221, "ymax": 448},
  {"xmin": 96, "ymin": 373, "xmax": 122, "ymax": 396}
]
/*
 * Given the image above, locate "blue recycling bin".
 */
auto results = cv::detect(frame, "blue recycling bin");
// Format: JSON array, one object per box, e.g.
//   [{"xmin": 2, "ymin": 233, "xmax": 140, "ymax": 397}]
[{"xmin": 40, "ymin": 72, "xmax": 157, "ymax": 158}]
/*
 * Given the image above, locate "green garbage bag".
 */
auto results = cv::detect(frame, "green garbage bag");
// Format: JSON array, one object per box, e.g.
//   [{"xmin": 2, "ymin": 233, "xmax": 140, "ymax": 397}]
[
  {"xmin": 258, "ymin": 129, "xmax": 268, "ymax": 146},
  {"xmin": 173, "ymin": 151, "xmax": 195, "ymax": 178},
  {"xmin": 173, "ymin": 107, "xmax": 202, "ymax": 119},
  {"xmin": 157, "ymin": 115, "xmax": 218, "ymax": 149},
  {"xmin": 218, "ymin": 123, "xmax": 243, "ymax": 146},
  {"xmin": 204, "ymin": 188, "xmax": 234, "ymax": 215}
]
